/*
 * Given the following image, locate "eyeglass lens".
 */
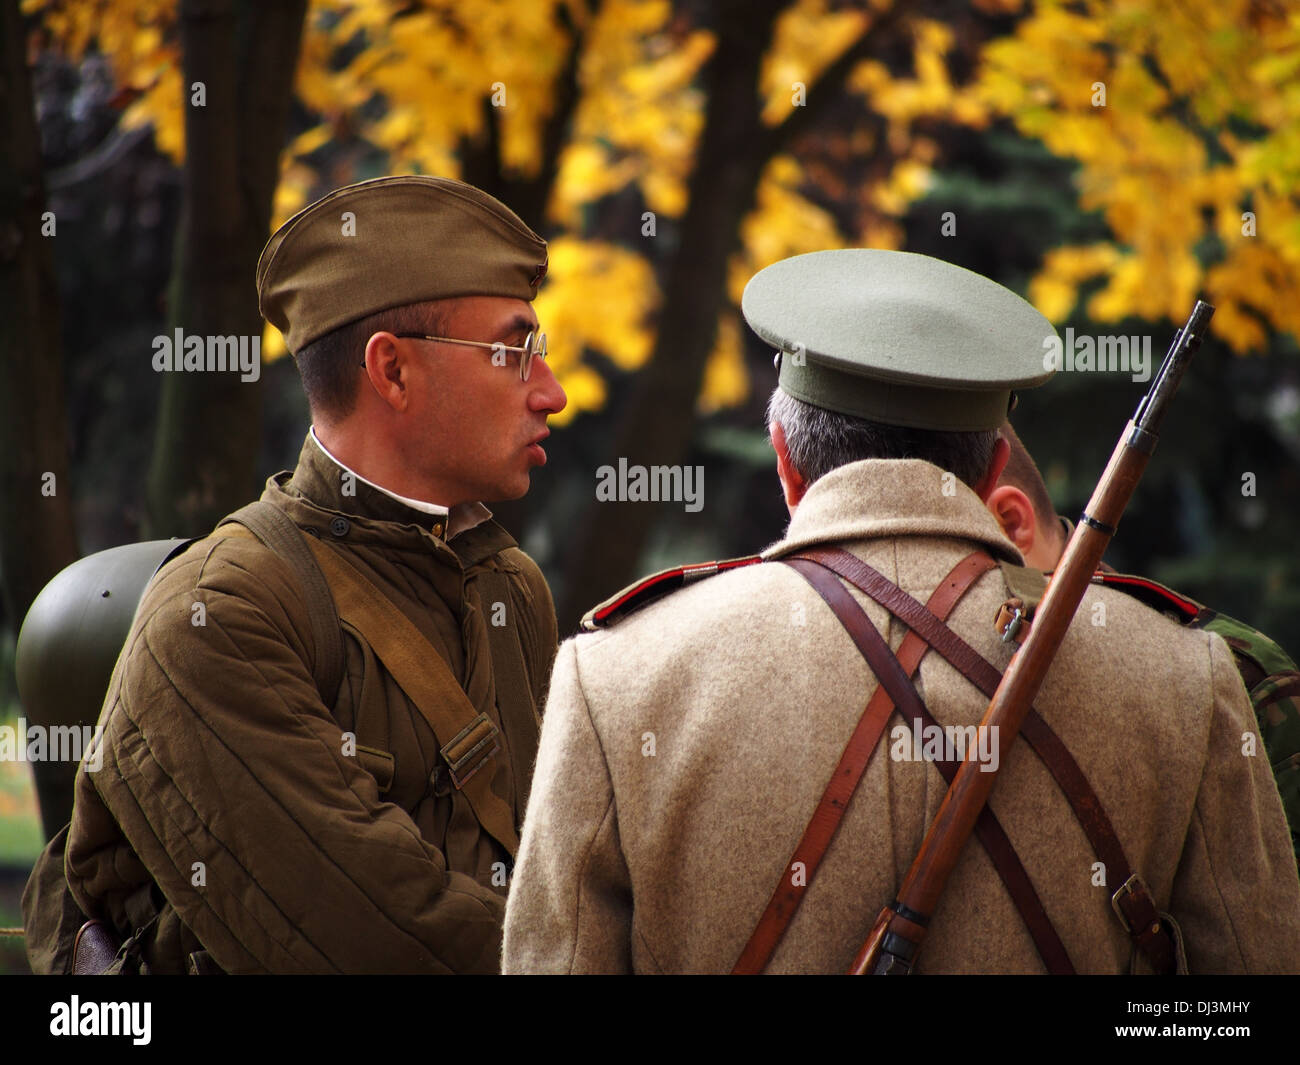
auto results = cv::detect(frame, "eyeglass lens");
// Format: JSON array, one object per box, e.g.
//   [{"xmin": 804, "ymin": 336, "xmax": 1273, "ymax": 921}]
[{"xmin": 521, "ymin": 331, "xmax": 548, "ymax": 382}]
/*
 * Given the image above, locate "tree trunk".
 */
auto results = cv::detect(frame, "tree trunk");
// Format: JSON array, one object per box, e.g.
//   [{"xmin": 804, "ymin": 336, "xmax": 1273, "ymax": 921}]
[
  {"xmin": 554, "ymin": 1, "xmax": 905, "ymax": 632},
  {"xmin": 554, "ymin": 0, "xmax": 786, "ymax": 630},
  {"xmin": 0, "ymin": 0, "xmax": 81, "ymax": 837},
  {"xmin": 144, "ymin": 0, "xmax": 307, "ymax": 538}
]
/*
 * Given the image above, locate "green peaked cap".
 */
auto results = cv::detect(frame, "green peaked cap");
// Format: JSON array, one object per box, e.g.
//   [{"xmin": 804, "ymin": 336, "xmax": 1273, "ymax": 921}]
[{"xmin": 741, "ymin": 249, "xmax": 1058, "ymax": 431}]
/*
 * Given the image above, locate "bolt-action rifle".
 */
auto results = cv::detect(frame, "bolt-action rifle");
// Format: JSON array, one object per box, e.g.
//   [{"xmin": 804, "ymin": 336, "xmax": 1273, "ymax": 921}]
[{"xmin": 852, "ymin": 300, "xmax": 1215, "ymax": 975}]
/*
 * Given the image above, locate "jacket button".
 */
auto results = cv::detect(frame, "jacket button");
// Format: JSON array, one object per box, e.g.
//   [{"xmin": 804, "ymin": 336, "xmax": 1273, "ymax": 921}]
[
  {"xmin": 431, "ymin": 522, "xmax": 444, "ymax": 538},
  {"xmin": 329, "ymin": 517, "xmax": 350, "ymax": 538}
]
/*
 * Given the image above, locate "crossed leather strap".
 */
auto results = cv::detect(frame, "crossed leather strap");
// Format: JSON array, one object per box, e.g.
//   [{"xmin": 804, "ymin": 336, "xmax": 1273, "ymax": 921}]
[{"xmin": 732, "ymin": 547, "xmax": 1179, "ymax": 975}]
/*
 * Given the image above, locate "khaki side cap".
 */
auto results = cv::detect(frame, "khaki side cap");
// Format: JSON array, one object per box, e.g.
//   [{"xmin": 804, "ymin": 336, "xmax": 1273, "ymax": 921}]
[{"xmin": 257, "ymin": 175, "xmax": 548, "ymax": 354}]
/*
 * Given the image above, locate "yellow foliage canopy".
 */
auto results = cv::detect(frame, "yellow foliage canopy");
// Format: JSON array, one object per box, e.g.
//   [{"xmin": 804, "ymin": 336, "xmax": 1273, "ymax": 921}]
[
  {"xmin": 532, "ymin": 237, "xmax": 658, "ymax": 425},
  {"xmin": 34, "ymin": 0, "xmax": 1295, "ymax": 418},
  {"xmin": 974, "ymin": 0, "xmax": 1300, "ymax": 352},
  {"xmin": 26, "ymin": 0, "xmax": 1004, "ymax": 408}
]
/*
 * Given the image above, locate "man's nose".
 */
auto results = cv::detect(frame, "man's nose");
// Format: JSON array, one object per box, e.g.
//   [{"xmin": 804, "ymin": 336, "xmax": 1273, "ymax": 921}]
[{"xmin": 527, "ymin": 356, "xmax": 567, "ymax": 415}]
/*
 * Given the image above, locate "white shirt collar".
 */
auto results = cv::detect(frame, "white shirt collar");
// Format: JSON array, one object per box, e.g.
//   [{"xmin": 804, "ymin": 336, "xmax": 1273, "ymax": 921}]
[
  {"xmin": 308, "ymin": 428, "xmax": 495, "ymax": 540},
  {"xmin": 310, "ymin": 426, "xmax": 448, "ymax": 515}
]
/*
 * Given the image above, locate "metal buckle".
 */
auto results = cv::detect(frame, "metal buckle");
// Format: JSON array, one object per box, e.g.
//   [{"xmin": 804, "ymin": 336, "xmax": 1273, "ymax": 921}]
[
  {"xmin": 1000, "ymin": 605, "xmax": 1024, "ymax": 643},
  {"xmin": 440, "ymin": 712, "xmax": 501, "ymax": 789},
  {"xmin": 1111, "ymin": 873, "xmax": 1159, "ymax": 936}
]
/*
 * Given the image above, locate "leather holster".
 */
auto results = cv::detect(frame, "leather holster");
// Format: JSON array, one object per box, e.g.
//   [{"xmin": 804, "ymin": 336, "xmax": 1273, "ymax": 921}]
[{"xmin": 71, "ymin": 919, "xmax": 122, "ymax": 975}]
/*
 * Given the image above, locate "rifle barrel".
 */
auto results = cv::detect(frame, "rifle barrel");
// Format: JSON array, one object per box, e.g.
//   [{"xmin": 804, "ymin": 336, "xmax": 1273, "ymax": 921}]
[{"xmin": 859, "ymin": 299, "xmax": 1214, "ymax": 975}]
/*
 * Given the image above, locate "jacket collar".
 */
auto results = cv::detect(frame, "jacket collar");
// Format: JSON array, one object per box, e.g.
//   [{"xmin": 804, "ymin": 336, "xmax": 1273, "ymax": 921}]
[
  {"xmin": 761, "ymin": 458, "xmax": 1023, "ymax": 565},
  {"xmin": 309, "ymin": 426, "xmax": 449, "ymax": 519},
  {"xmin": 266, "ymin": 432, "xmax": 518, "ymax": 569}
]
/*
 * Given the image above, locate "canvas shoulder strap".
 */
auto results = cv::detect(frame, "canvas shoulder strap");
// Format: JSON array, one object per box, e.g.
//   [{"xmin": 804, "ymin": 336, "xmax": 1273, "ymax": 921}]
[
  {"xmin": 219, "ymin": 501, "xmax": 346, "ymax": 706},
  {"xmin": 216, "ymin": 502, "xmax": 519, "ymax": 855},
  {"xmin": 300, "ymin": 534, "xmax": 521, "ymax": 856}
]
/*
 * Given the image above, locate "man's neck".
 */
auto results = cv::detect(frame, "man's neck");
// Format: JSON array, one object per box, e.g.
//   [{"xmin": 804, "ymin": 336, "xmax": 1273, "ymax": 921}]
[{"xmin": 309, "ymin": 425, "xmax": 450, "ymax": 515}]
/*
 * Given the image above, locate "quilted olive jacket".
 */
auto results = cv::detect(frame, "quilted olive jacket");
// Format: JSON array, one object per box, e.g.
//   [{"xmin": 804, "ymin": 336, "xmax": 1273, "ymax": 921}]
[{"xmin": 25, "ymin": 433, "xmax": 557, "ymax": 974}]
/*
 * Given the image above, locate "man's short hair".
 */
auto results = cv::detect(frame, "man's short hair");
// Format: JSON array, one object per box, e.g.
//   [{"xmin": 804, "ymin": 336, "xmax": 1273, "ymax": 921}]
[
  {"xmin": 294, "ymin": 302, "xmax": 446, "ymax": 423},
  {"xmin": 998, "ymin": 420, "xmax": 1059, "ymax": 533},
  {"xmin": 767, "ymin": 388, "xmax": 999, "ymax": 489}
]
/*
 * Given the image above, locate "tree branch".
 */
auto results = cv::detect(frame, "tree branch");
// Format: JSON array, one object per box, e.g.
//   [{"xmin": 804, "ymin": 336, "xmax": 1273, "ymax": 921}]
[{"xmin": 760, "ymin": 0, "xmax": 907, "ymax": 161}]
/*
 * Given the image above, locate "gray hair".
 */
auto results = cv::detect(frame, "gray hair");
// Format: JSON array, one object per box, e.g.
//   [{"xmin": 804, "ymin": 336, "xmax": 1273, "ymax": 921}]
[{"xmin": 766, "ymin": 388, "xmax": 999, "ymax": 488}]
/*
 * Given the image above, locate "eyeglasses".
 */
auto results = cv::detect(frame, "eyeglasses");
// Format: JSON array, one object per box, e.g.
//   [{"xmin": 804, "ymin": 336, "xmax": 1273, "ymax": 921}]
[{"xmin": 373, "ymin": 331, "xmax": 549, "ymax": 382}]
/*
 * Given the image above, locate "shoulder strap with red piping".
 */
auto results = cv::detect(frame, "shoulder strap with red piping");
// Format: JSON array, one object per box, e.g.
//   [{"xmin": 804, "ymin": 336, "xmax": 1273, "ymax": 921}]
[{"xmin": 581, "ymin": 556, "xmax": 762, "ymax": 631}]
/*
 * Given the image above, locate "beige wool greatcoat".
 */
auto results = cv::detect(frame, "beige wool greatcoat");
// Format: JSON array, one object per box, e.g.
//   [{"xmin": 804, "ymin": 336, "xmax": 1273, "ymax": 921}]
[{"xmin": 503, "ymin": 459, "xmax": 1300, "ymax": 974}]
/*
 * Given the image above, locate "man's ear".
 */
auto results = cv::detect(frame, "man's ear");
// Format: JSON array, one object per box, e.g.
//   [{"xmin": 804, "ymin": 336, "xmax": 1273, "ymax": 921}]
[
  {"xmin": 973, "ymin": 435, "xmax": 1011, "ymax": 503},
  {"xmin": 771, "ymin": 421, "xmax": 807, "ymax": 515},
  {"xmin": 985, "ymin": 484, "xmax": 1037, "ymax": 556},
  {"xmin": 362, "ymin": 331, "xmax": 410, "ymax": 412}
]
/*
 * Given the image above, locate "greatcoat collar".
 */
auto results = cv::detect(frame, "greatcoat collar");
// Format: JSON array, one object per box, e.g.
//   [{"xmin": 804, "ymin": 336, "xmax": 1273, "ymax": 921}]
[{"xmin": 761, "ymin": 458, "xmax": 1024, "ymax": 565}]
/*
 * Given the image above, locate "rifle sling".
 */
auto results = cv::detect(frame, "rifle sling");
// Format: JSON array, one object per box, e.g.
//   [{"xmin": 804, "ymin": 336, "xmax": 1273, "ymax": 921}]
[
  {"xmin": 733, "ymin": 551, "xmax": 1074, "ymax": 975},
  {"xmin": 800, "ymin": 546, "xmax": 1177, "ymax": 974}
]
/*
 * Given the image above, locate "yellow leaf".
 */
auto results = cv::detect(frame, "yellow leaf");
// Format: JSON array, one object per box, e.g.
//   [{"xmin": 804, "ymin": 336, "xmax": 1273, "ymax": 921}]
[
  {"xmin": 550, "ymin": 363, "xmax": 607, "ymax": 426},
  {"xmin": 1029, "ymin": 274, "xmax": 1078, "ymax": 323},
  {"xmin": 262, "ymin": 322, "xmax": 289, "ymax": 363},
  {"xmin": 698, "ymin": 313, "xmax": 749, "ymax": 415}
]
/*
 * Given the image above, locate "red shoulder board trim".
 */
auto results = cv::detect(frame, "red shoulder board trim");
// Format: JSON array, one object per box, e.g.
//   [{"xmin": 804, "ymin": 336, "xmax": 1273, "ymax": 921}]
[
  {"xmin": 584, "ymin": 556, "xmax": 764, "ymax": 630},
  {"xmin": 1094, "ymin": 572, "xmax": 1201, "ymax": 621}
]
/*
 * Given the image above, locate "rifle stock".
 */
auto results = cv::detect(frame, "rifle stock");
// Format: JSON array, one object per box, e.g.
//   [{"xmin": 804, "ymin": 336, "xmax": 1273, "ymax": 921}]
[{"xmin": 854, "ymin": 300, "xmax": 1214, "ymax": 975}]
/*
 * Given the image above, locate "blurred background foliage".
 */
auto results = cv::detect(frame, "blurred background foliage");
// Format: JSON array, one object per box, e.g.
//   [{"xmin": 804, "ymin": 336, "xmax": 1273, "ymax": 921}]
[{"xmin": 1, "ymin": 0, "xmax": 1298, "ymax": 900}]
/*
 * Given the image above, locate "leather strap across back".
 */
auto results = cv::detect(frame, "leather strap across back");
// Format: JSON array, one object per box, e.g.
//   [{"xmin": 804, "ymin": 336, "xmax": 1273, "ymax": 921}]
[
  {"xmin": 800, "ymin": 545, "xmax": 1179, "ymax": 975},
  {"xmin": 734, "ymin": 550, "xmax": 1073, "ymax": 974}
]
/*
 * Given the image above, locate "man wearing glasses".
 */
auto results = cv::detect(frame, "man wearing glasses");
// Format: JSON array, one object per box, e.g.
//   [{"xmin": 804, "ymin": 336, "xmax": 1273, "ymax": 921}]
[{"xmin": 41, "ymin": 176, "xmax": 567, "ymax": 973}]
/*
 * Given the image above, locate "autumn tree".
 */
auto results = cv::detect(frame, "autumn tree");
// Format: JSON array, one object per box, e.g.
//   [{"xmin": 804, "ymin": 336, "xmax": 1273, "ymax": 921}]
[
  {"xmin": 974, "ymin": 0, "xmax": 1300, "ymax": 348},
  {"xmin": 30, "ymin": 0, "xmax": 1007, "ymax": 624},
  {"xmin": 21, "ymin": 0, "xmax": 1300, "ymax": 633},
  {"xmin": 144, "ymin": 0, "xmax": 307, "ymax": 536},
  {"xmin": 24, "ymin": 0, "xmax": 307, "ymax": 538},
  {"xmin": 1, "ymin": 0, "xmax": 82, "ymax": 840}
]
